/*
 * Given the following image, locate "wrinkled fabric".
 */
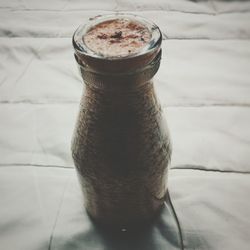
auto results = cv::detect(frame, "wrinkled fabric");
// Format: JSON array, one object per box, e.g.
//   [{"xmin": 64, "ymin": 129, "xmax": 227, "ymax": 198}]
[{"xmin": 0, "ymin": 0, "xmax": 250, "ymax": 249}]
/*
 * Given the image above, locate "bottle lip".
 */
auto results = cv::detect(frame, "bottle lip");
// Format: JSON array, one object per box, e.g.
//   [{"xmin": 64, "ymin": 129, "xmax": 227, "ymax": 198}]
[{"xmin": 72, "ymin": 13, "xmax": 162, "ymax": 61}]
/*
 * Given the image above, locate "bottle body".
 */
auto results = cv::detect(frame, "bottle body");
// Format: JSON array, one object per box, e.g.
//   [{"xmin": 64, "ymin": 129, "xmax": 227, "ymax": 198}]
[{"xmin": 72, "ymin": 80, "xmax": 171, "ymax": 227}]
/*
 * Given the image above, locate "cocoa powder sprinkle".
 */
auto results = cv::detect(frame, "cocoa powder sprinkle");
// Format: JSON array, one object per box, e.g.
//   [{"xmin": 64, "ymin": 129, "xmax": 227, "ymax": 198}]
[
  {"xmin": 110, "ymin": 31, "xmax": 123, "ymax": 39},
  {"xmin": 97, "ymin": 33, "xmax": 108, "ymax": 39},
  {"xmin": 83, "ymin": 18, "xmax": 151, "ymax": 57}
]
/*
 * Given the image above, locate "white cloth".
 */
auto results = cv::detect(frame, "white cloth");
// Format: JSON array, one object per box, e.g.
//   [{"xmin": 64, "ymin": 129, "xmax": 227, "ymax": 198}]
[{"xmin": 0, "ymin": 0, "xmax": 250, "ymax": 249}]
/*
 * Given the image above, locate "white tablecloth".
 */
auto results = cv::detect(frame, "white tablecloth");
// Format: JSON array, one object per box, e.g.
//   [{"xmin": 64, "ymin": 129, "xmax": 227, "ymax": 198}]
[{"xmin": 0, "ymin": 0, "xmax": 250, "ymax": 249}]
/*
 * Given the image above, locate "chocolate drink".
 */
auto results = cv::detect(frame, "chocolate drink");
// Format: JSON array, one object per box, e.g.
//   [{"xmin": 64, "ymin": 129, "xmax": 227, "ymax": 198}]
[{"xmin": 72, "ymin": 14, "xmax": 172, "ymax": 229}]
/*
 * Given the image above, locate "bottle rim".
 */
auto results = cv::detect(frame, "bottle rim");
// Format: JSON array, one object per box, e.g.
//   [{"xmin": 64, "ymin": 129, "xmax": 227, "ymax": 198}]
[{"xmin": 72, "ymin": 13, "xmax": 162, "ymax": 61}]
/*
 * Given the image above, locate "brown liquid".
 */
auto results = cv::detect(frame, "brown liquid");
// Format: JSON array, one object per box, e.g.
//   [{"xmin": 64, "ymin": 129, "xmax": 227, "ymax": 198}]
[{"xmin": 72, "ymin": 81, "xmax": 171, "ymax": 228}]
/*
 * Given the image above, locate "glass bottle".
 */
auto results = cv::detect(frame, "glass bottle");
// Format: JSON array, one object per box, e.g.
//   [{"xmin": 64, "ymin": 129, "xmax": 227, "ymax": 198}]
[{"xmin": 72, "ymin": 14, "xmax": 172, "ymax": 229}]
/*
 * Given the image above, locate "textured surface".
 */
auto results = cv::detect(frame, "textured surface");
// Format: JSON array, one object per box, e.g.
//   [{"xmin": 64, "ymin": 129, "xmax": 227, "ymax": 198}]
[
  {"xmin": 72, "ymin": 80, "xmax": 171, "ymax": 226},
  {"xmin": 0, "ymin": 0, "xmax": 250, "ymax": 249},
  {"xmin": 83, "ymin": 18, "xmax": 151, "ymax": 57}
]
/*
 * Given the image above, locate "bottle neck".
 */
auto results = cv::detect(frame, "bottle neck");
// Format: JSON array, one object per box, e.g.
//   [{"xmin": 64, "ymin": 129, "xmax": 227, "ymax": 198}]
[{"xmin": 75, "ymin": 49, "xmax": 162, "ymax": 93}]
